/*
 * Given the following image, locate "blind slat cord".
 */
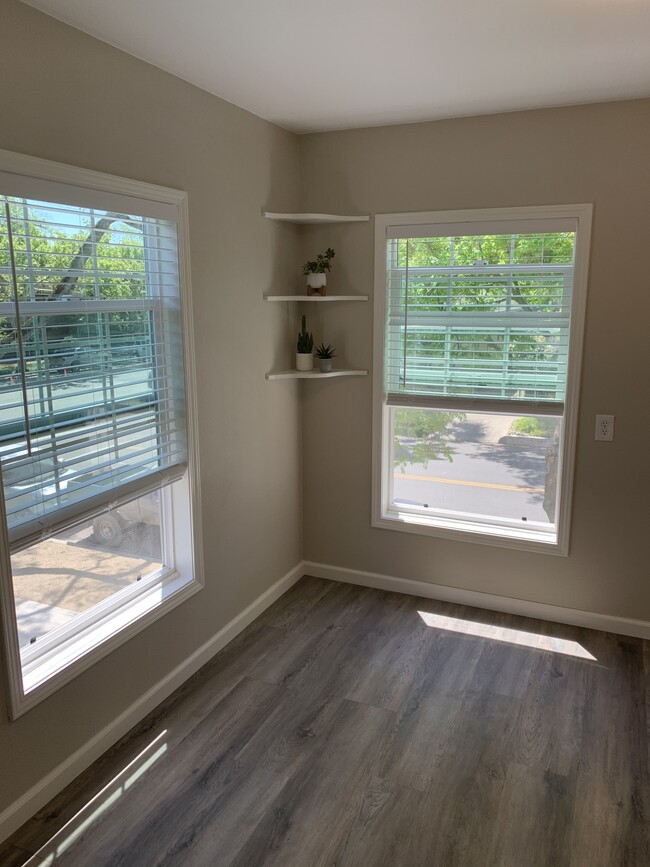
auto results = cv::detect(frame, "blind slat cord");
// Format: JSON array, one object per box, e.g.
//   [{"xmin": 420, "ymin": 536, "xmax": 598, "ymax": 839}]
[{"xmin": 4, "ymin": 201, "xmax": 33, "ymax": 456}]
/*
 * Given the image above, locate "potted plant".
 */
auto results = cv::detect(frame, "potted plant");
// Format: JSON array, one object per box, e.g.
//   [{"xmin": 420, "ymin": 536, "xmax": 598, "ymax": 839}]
[
  {"xmin": 302, "ymin": 247, "xmax": 335, "ymax": 296},
  {"xmin": 296, "ymin": 314, "xmax": 314, "ymax": 371},
  {"xmin": 314, "ymin": 342, "xmax": 336, "ymax": 373}
]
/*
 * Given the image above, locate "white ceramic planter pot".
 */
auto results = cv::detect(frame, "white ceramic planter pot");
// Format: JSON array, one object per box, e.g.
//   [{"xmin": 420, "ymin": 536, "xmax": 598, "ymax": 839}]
[
  {"xmin": 306, "ymin": 273, "xmax": 327, "ymax": 295},
  {"xmin": 319, "ymin": 358, "xmax": 333, "ymax": 373},
  {"xmin": 296, "ymin": 352, "xmax": 313, "ymax": 371}
]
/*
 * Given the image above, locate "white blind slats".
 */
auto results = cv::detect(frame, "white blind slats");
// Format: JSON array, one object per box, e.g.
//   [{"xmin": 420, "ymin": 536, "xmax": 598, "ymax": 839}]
[
  {"xmin": 386, "ymin": 220, "xmax": 577, "ymax": 239},
  {"xmin": 385, "ymin": 394, "xmax": 565, "ymax": 416},
  {"xmin": 385, "ymin": 226, "xmax": 576, "ymax": 408},
  {"xmin": 8, "ymin": 466, "xmax": 186, "ymax": 552},
  {"xmin": 3, "ymin": 425, "xmax": 183, "ymax": 481},
  {"xmin": 0, "ymin": 193, "xmax": 187, "ymax": 544}
]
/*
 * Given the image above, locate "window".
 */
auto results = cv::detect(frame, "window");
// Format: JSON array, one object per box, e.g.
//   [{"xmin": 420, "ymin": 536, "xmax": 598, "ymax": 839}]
[
  {"xmin": 0, "ymin": 151, "xmax": 202, "ymax": 716},
  {"xmin": 373, "ymin": 206, "xmax": 592, "ymax": 553}
]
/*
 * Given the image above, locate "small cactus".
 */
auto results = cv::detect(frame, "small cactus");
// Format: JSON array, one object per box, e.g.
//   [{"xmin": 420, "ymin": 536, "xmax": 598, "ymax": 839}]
[
  {"xmin": 297, "ymin": 314, "xmax": 314, "ymax": 353},
  {"xmin": 314, "ymin": 342, "xmax": 336, "ymax": 359}
]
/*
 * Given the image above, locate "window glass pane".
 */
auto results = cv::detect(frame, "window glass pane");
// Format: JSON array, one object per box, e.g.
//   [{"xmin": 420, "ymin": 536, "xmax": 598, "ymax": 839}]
[
  {"xmin": 12, "ymin": 489, "xmax": 163, "ymax": 651},
  {"xmin": 391, "ymin": 408, "xmax": 561, "ymax": 529}
]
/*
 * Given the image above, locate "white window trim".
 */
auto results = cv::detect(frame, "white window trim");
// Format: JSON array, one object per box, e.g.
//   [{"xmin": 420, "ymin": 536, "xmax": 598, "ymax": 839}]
[
  {"xmin": 372, "ymin": 204, "xmax": 593, "ymax": 556},
  {"xmin": 0, "ymin": 149, "xmax": 204, "ymax": 719}
]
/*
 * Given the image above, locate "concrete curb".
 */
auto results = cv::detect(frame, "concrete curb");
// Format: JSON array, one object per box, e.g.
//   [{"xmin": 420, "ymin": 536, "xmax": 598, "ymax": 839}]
[{"xmin": 498, "ymin": 435, "xmax": 552, "ymax": 447}]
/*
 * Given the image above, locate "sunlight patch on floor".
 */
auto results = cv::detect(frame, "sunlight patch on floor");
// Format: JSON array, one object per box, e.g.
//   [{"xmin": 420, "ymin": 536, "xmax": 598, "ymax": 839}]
[
  {"xmin": 31, "ymin": 730, "xmax": 168, "ymax": 865},
  {"xmin": 417, "ymin": 610, "xmax": 596, "ymax": 660}
]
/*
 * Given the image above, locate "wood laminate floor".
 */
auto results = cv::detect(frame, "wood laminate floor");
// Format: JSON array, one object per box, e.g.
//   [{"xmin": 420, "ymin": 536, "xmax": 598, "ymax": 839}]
[{"xmin": 2, "ymin": 576, "xmax": 649, "ymax": 866}]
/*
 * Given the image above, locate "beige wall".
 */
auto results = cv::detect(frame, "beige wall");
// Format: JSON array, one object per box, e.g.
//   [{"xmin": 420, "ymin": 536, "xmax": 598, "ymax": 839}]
[
  {"xmin": 299, "ymin": 99, "xmax": 650, "ymax": 621},
  {"xmin": 0, "ymin": 0, "xmax": 302, "ymax": 815}
]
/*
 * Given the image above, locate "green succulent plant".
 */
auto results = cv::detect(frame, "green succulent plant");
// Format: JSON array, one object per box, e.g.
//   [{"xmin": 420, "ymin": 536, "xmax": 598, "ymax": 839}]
[
  {"xmin": 314, "ymin": 342, "xmax": 337, "ymax": 359},
  {"xmin": 302, "ymin": 248, "xmax": 335, "ymax": 275},
  {"xmin": 296, "ymin": 314, "xmax": 314, "ymax": 353}
]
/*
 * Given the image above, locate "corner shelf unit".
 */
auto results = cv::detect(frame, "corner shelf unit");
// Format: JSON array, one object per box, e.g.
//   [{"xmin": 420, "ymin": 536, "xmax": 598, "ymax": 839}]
[
  {"xmin": 264, "ymin": 211, "xmax": 370, "ymax": 382},
  {"xmin": 263, "ymin": 212, "xmax": 369, "ymax": 224},
  {"xmin": 265, "ymin": 369, "xmax": 368, "ymax": 380},
  {"xmin": 265, "ymin": 294, "xmax": 368, "ymax": 302}
]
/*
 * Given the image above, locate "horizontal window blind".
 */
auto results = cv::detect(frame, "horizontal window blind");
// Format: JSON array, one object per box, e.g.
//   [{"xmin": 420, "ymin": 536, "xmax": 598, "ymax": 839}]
[
  {"xmin": 0, "ymin": 194, "xmax": 187, "ymax": 548},
  {"xmin": 384, "ymin": 225, "xmax": 576, "ymax": 412}
]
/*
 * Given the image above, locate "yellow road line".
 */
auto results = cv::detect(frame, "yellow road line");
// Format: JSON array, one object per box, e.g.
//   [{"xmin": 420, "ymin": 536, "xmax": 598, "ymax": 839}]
[{"xmin": 394, "ymin": 472, "xmax": 543, "ymax": 494}]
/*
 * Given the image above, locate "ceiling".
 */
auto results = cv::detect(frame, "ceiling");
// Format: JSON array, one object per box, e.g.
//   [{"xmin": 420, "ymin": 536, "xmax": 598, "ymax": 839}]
[{"xmin": 22, "ymin": 0, "xmax": 650, "ymax": 134}]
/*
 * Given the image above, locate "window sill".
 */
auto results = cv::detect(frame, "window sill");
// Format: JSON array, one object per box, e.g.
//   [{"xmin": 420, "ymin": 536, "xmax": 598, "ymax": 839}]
[
  {"xmin": 373, "ymin": 508, "xmax": 566, "ymax": 556},
  {"xmin": 13, "ymin": 570, "xmax": 201, "ymax": 718}
]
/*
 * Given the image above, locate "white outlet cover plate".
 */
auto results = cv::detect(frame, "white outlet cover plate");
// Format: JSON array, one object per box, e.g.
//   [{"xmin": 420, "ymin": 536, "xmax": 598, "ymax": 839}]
[{"xmin": 595, "ymin": 414, "xmax": 615, "ymax": 441}]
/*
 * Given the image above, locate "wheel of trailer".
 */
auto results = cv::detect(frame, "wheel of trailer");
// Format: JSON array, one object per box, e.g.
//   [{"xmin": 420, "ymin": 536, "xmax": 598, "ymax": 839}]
[{"xmin": 93, "ymin": 513, "xmax": 123, "ymax": 547}]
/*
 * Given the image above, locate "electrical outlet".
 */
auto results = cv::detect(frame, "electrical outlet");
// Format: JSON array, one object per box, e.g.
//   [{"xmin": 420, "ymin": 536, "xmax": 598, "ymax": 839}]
[{"xmin": 595, "ymin": 414, "xmax": 615, "ymax": 442}]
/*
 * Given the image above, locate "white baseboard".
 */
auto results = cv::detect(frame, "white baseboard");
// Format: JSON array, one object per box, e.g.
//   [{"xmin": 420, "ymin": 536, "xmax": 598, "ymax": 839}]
[
  {"xmin": 303, "ymin": 560, "xmax": 650, "ymax": 640},
  {"xmin": 0, "ymin": 561, "xmax": 304, "ymax": 845}
]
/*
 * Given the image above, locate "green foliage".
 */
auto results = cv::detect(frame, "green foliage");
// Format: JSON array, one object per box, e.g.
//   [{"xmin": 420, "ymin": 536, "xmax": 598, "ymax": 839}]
[
  {"xmin": 314, "ymin": 342, "xmax": 336, "ymax": 359},
  {"xmin": 510, "ymin": 416, "xmax": 556, "ymax": 437},
  {"xmin": 397, "ymin": 233, "xmax": 574, "ymax": 270},
  {"xmin": 395, "ymin": 233, "xmax": 574, "ymax": 318},
  {"xmin": 302, "ymin": 248, "xmax": 335, "ymax": 275},
  {"xmin": 296, "ymin": 314, "xmax": 314, "ymax": 353},
  {"xmin": 393, "ymin": 408, "xmax": 466, "ymax": 470}
]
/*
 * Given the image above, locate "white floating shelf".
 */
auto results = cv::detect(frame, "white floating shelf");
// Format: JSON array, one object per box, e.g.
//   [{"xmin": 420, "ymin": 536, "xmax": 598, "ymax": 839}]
[
  {"xmin": 266, "ymin": 368, "xmax": 368, "ymax": 380},
  {"xmin": 263, "ymin": 212, "xmax": 369, "ymax": 224},
  {"xmin": 265, "ymin": 294, "xmax": 368, "ymax": 302}
]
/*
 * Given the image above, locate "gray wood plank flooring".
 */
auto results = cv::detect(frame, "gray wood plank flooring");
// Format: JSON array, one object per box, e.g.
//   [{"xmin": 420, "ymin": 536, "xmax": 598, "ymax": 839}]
[{"xmin": 2, "ymin": 575, "xmax": 648, "ymax": 866}]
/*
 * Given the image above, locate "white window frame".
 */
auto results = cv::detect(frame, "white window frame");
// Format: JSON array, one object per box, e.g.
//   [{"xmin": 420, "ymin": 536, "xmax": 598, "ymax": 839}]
[
  {"xmin": 0, "ymin": 149, "xmax": 204, "ymax": 718},
  {"xmin": 372, "ymin": 204, "xmax": 592, "ymax": 556}
]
